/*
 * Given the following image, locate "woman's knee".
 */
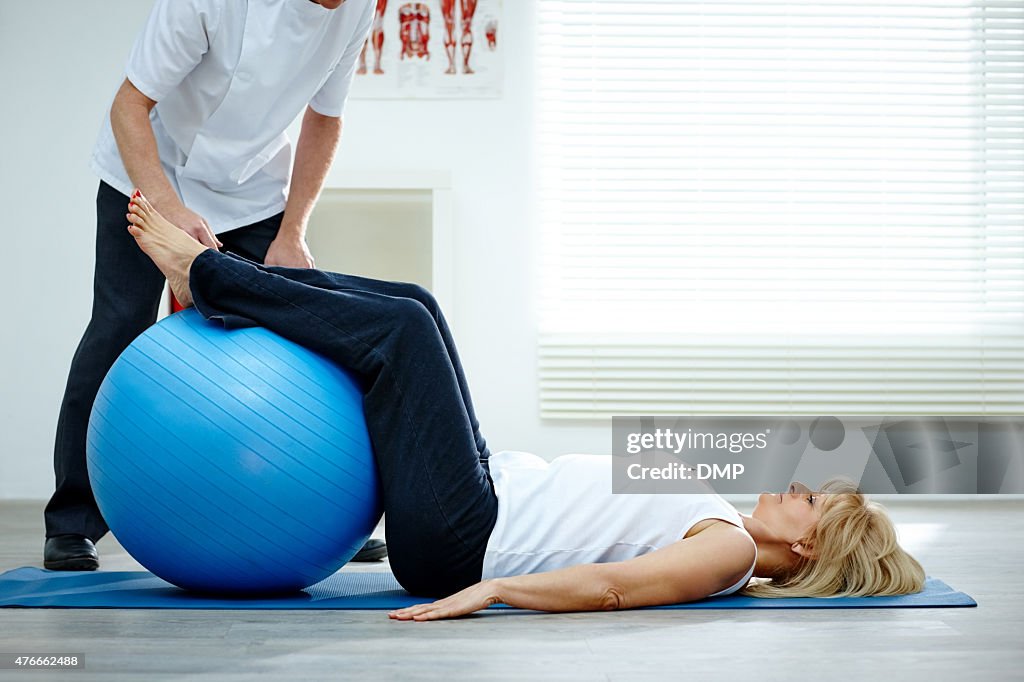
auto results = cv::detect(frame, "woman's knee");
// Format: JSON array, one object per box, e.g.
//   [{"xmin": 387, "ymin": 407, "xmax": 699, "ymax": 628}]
[
  {"xmin": 387, "ymin": 296, "xmax": 432, "ymax": 327},
  {"xmin": 394, "ymin": 282, "xmax": 439, "ymax": 316}
]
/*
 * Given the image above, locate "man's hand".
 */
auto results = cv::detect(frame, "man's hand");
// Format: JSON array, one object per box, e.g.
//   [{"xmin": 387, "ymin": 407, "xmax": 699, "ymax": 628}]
[
  {"xmin": 159, "ymin": 201, "xmax": 223, "ymax": 250},
  {"xmin": 388, "ymin": 580, "xmax": 503, "ymax": 621},
  {"xmin": 265, "ymin": 232, "xmax": 315, "ymax": 269},
  {"xmin": 273, "ymin": 106, "xmax": 341, "ymax": 270}
]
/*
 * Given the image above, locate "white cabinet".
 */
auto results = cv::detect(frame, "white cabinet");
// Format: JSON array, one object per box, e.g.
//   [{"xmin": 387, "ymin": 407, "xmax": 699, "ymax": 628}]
[{"xmin": 308, "ymin": 170, "xmax": 454, "ymax": 320}]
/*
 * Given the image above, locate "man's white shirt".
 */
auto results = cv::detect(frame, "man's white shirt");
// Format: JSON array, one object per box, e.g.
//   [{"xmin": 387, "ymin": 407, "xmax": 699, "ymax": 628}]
[{"xmin": 91, "ymin": 0, "xmax": 374, "ymax": 233}]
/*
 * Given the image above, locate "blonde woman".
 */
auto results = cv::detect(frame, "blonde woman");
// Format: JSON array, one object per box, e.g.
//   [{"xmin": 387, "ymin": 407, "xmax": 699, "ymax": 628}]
[{"xmin": 123, "ymin": 190, "xmax": 926, "ymax": 620}]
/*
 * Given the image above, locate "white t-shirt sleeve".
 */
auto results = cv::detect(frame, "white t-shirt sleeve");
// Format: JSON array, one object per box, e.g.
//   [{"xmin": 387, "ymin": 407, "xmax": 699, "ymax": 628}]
[
  {"xmin": 125, "ymin": 0, "xmax": 219, "ymax": 102},
  {"xmin": 309, "ymin": 1, "xmax": 375, "ymax": 118}
]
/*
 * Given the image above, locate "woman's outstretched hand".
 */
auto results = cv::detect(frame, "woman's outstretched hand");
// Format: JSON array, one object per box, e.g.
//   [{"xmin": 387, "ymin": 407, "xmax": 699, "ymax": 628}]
[{"xmin": 388, "ymin": 580, "xmax": 503, "ymax": 621}]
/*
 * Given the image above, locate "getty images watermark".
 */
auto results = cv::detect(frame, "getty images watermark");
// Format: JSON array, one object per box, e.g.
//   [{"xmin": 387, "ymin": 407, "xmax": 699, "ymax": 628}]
[{"xmin": 611, "ymin": 416, "xmax": 1024, "ymax": 494}]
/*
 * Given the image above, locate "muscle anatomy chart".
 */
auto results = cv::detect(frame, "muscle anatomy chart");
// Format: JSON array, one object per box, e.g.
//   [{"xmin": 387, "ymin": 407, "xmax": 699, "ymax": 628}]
[
  {"xmin": 357, "ymin": 0, "xmax": 389, "ymax": 75},
  {"xmin": 352, "ymin": 0, "xmax": 503, "ymax": 98},
  {"xmin": 399, "ymin": 2, "xmax": 431, "ymax": 61}
]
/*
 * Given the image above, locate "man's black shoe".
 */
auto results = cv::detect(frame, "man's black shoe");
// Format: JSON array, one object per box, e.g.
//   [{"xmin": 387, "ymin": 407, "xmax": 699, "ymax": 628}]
[
  {"xmin": 43, "ymin": 535, "xmax": 99, "ymax": 571},
  {"xmin": 351, "ymin": 538, "xmax": 387, "ymax": 562}
]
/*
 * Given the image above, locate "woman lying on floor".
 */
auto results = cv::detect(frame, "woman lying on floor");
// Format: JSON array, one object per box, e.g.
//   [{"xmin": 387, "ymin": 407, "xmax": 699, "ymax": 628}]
[{"xmin": 124, "ymin": 189, "xmax": 926, "ymax": 621}]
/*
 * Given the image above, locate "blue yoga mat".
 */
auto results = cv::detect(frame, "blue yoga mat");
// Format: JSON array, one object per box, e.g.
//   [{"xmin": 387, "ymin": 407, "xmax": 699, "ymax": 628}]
[{"xmin": 0, "ymin": 568, "xmax": 975, "ymax": 610}]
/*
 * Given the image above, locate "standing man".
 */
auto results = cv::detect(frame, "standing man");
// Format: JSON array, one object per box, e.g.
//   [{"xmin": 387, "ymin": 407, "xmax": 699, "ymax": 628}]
[{"xmin": 45, "ymin": 0, "xmax": 389, "ymax": 570}]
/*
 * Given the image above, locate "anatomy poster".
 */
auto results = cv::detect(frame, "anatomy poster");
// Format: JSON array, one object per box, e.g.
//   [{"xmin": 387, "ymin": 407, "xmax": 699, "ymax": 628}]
[{"xmin": 351, "ymin": 0, "xmax": 504, "ymax": 99}]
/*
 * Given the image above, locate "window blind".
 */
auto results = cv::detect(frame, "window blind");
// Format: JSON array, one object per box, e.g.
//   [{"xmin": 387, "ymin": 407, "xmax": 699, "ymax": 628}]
[{"xmin": 536, "ymin": 0, "xmax": 1024, "ymax": 419}]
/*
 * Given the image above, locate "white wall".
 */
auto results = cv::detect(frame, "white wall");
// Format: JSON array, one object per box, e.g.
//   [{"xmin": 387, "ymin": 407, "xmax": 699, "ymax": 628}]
[{"xmin": 0, "ymin": 0, "xmax": 609, "ymax": 500}]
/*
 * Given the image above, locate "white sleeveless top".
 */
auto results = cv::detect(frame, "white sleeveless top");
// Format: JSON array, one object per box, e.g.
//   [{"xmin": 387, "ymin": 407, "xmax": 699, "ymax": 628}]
[{"xmin": 481, "ymin": 451, "xmax": 757, "ymax": 597}]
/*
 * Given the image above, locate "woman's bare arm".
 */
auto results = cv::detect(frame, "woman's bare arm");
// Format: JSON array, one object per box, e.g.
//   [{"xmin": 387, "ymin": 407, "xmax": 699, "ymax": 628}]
[{"xmin": 389, "ymin": 522, "xmax": 756, "ymax": 620}]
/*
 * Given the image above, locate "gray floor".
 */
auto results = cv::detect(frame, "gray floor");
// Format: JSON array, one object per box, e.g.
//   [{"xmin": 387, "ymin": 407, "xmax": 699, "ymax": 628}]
[{"xmin": 0, "ymin": 499, "xmax": 1021, "ymax": 682}]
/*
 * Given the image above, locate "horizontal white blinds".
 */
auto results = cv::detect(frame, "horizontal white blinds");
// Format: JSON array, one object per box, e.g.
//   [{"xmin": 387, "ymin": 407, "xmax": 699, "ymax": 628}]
[{"xmin": 537, "ymin": 0, "xmax": 1024, "ymax": 419}]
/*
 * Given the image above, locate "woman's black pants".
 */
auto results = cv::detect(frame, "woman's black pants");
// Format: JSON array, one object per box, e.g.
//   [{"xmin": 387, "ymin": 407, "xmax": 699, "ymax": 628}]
[{"xmin": 189, "ymin": 248, "xmax": 498, "ymax": 597}]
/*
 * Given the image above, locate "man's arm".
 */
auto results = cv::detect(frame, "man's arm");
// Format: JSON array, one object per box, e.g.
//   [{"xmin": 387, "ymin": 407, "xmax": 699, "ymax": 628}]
[
  {"xmin": 389, "ymin": 522, "xmax": 757, "ymax": 620},
  {"xmin": 110, "ymin": 79, "xmax": 222, "ymax": 249},
  {"xmin": 268, "ymin": 0, "xmax": 377, "ymax": 268},
  {"xmin": 110, "ymin": 80, "xmax": 177, "ymax": 212},
  {"xmin": 264, "ymin": 106, "xmax": 343, "ymax": 268},
  {"xmin": 112, "ymin": 0, "xmax": 222, "ymax": 248}
]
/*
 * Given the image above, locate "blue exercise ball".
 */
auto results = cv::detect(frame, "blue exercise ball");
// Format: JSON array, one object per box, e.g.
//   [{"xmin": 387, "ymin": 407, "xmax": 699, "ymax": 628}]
[{"xmin": 86, "ymin": 308, "xmax": 382, "ymax": 595}]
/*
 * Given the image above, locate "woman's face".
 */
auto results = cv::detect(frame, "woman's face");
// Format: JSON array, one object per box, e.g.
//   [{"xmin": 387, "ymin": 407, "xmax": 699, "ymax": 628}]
[{"xmin": 752, "ymin": 481, "xmax": 822, "ymax": 543}]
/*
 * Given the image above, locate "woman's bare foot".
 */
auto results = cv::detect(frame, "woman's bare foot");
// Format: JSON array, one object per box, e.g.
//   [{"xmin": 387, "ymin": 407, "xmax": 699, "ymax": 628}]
[{"xmin": 126, "ymin": 190, "xmax": 208, "ymax": 308}]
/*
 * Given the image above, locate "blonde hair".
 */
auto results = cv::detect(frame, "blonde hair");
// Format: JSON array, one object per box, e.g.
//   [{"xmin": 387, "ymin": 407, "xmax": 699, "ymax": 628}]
[{"xmin": 740, "ymin": 478, "xmax": 925, "ymax": 598}]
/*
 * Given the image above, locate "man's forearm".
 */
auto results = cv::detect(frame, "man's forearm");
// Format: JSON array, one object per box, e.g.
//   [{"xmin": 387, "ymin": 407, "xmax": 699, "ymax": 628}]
[
  {"xmin": 281, "ymin": 106, "xmax": 343, "ymax": 238},
  {"xmin": 110, "ymin": 80, "xmax": 179, "ymax": 211}
]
